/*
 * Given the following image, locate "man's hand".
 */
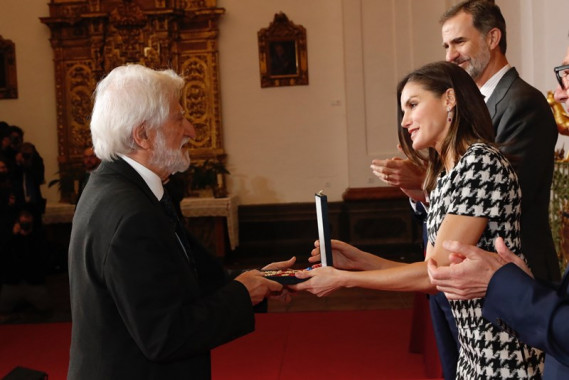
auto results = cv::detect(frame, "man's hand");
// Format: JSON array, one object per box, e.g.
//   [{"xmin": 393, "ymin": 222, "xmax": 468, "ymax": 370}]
[
  {"xmin": 235, "ymin": 270, "xmax": 284, "ymax": 306},
  {"xmin": 261, "ymin": 256, "xmax": 296, "ymax": 271},
  {"xmin": 259, "ymin": 257, "xmax": 297, "ymax": 304},
  {"xmin": 235, "ymin": 257, "xmax": 297, "ymax": 305},
  {"xmin": 427, "ymin": 237, "xmax": 532, "ymax": 300},
  {"xmin": 494, "ymin": 238, "xmax": 533, "ymax": 278}
]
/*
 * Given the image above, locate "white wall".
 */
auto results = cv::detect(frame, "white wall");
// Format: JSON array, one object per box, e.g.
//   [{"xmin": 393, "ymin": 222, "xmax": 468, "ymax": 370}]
[
  {"xmin": 341, "ymin": 0, "xmax": 569, "ymax": 194},
  {"xmin": 343, "ymin": 0, "xmax": 449, "ymax": 190},
  {"xmin": 0, "ymin": 0, "xmax": 567, "ymax": 205},
  {"xmin": 218, "ymin": 0, "xmax": 349, "ymax": 204},
  {"xmin": 499, "ymin": 0, "xmax": 569, "ymax": 150}
]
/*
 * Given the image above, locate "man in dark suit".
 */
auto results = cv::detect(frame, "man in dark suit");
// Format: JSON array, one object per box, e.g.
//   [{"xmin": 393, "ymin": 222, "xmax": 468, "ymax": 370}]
[
  {"xmin": 372, "ymin": 1, "xmax": 559, "ymax": 378},
  {"xmin": 437, "ymin": 2, "xmax": 559, "ymax": 377},
  {"xmin": 68, "ymin": 64, "xmax": 288, "ymax": 380},
  {"xmin": 428, "ymin": 233, "xmax": 568, "ymax": 379},
  {"xmin": 441, "ymin": 1, "xmax": 559, "ymax": 283},
  {"xmin": 427, "ymin": 46, "xmax": 569, "ymax": 380},
  {"xmin": 75, "ymin": 146, "xmax": 100, "ymax": 203}
]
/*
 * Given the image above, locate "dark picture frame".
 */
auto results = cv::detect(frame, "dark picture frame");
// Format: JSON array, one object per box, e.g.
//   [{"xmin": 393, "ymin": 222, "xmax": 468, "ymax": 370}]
[
  {"xmin": 258, "ymin": 12, "xmax": 308, "ymax": 88},
  {"xmin": 0, "ymin": 35, "xmax": 18, "ymax": 99}
]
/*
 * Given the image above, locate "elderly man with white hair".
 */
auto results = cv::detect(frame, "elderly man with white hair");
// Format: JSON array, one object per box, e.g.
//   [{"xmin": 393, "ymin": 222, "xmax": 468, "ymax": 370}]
[{"xmin": 67, "ymin": 64, "xmax": 291, "ymax": 380}]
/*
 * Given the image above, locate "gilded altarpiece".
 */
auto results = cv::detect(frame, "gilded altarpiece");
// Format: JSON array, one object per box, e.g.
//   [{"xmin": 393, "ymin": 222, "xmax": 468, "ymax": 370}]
[{"xmin": 40, "ymin": 0, "xmax": 225, "ymax": 202}]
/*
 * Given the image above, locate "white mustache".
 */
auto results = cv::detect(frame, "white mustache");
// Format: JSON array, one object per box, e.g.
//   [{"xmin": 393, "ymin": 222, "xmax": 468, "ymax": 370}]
[{"xmin": 181, "ymin": 138, "xmax": 190, "ymax": 148}]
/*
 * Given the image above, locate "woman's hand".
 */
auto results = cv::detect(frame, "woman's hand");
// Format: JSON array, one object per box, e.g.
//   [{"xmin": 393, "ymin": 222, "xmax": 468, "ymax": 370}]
[
  {"xmin": 291, "ymin": 266, "xmax": 345, "ymax": 297},
  {"xmin": 309, "ymin": 239, "xmax": 366, "ymax": 270},
  {"xmin": 370, "ymin": 156, "xmax": 425, "ymax": 190}
]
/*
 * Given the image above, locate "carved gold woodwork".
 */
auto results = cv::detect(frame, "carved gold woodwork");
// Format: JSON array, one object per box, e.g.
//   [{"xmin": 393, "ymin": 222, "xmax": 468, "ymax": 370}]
[
  {"xmin": 548, "ymin": 90, "xmax": 569, "ymax": 136},
  {"xmin": 40, "ymin": 0, "xmax": 225, "ymax": 201}
]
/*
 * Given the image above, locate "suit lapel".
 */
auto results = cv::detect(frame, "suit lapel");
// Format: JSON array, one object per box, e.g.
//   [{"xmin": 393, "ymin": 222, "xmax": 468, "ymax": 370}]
[
  {"xmin": 99, "ymin": 159, "xmax": 199, "ymax": 275},
  {"xmin": 486, "ymin": 67, "xmax": 519, "ymax": 120}
]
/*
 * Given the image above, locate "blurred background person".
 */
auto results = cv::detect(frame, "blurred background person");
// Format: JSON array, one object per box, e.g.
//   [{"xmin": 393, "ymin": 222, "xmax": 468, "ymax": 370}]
[
  {"xmin": 76, "ymin": 146, "xmax": 101, "ymax": 203},
  {"xmin": 0, "ymin": 210, "xmax": 52, "ymax": 323},
  {"xmin": 12, "ymin": 142, "xmax": 46, "ymax": 228},
  {"xmin": 0, "ymin": 157, "xmax": 18, "ymax": 251}
]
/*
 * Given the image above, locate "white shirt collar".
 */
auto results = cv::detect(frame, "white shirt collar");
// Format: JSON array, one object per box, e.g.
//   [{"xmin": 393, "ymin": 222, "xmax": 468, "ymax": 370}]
[
  {"xmin": 118, "ymin": 154, "xmax": 164, "ymax": 200},
  {"xmin": 479, "ymin": 64, "xmax": 511, "ymax": 102}
]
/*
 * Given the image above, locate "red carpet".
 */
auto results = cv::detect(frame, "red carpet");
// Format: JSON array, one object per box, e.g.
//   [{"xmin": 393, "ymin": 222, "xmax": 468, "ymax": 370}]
[
  {"xmin": 0, "ymin": 309, "xmax": 439, "ymax": 380},
  {"xmin": 0, "ymin": 322, "xmax": 70, "ymax": 379}
]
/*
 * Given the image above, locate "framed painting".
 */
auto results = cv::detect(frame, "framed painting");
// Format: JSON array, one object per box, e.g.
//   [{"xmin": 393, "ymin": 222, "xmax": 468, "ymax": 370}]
[
  {"xmin": 0, "ymin": 36, "xmax": 18, "ymax": 99},
  {"xmin": 258, "ymin": 12, "xmax": 308, "ymax": 88}
]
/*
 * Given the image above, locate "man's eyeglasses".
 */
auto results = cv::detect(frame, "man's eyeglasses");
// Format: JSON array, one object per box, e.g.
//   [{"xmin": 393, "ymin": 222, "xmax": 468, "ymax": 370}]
[{"xmin": 554, "ymin": 64, "xmax": 569, "ymax": 89}]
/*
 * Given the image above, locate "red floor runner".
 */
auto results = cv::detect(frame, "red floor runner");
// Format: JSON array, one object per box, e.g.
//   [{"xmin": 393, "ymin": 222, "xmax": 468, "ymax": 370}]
[
  {"xmin": 0, "ymin": 322, "xmax": 70, "ymax": 380},
  {"xmin": 212, "ymin": 309, "xmax": 431, "ymax": 379},
  {"xmin": 0, "ymin": 309, "xmax": 437, "ymax": 380}
]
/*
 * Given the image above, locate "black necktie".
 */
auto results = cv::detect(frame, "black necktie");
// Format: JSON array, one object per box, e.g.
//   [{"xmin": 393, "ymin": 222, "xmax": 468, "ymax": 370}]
[{"xmin": 160, "ymin": 191, "xmax": 197, "ymax": 273}]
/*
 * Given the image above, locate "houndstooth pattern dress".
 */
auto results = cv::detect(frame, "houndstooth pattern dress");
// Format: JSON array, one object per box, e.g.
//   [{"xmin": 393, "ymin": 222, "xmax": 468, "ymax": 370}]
[{"xmin": 427, "ymin": 143, "xmax": 544, "ymax": 379}]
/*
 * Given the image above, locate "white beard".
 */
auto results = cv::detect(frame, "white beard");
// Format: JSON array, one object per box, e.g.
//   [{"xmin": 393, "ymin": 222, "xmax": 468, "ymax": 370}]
[{"xmin": 149, "ymin": 130, "xmax": 191, "ymax": 175}]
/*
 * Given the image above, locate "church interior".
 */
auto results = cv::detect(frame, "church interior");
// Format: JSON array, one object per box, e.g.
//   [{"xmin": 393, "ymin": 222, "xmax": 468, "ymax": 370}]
[{"xmin": 0, "ymin": 0, "xmax": 568, "ymax": 378}]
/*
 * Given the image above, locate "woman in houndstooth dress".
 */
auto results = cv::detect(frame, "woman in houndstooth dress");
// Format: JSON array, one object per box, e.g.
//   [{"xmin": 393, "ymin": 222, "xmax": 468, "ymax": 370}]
[
  {"xmin": 294, "ymin": 61, "xmax": 544, "ymax": 379},
  {"xmin": 426, "ymin": 143, "xmax": 543, "ymax": 378}
]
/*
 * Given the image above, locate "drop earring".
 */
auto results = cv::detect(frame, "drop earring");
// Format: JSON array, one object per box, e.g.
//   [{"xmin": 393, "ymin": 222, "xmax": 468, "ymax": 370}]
[{"xmin": 447, "ymin": 108, "xmax": 453, "ymax": 123}]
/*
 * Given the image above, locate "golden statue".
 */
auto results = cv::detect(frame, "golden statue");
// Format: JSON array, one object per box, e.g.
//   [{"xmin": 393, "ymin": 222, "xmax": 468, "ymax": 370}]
[{"xmin": 548, "ymin": 91, "xmax": 569, "ymax": 135}]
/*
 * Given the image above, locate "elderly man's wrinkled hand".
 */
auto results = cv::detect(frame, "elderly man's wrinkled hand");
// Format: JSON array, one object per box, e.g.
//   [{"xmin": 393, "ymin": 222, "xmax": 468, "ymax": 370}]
[{"xmin": 235, "ymin": 270, "xmax": 284, "ymax": 306}]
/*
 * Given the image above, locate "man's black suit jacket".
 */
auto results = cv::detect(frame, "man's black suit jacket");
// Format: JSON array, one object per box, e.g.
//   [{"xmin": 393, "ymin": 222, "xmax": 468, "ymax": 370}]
[
  {"xmin": 484, "ymin": 264, "xmax": 569, "ymax": 379},
  {"xmin": 67, "ymin": 158, "xmax": 255, "ymax": 380},
  {"xmin": 488, "ymin": 67, "xmax": 560, "ymax": 282}
]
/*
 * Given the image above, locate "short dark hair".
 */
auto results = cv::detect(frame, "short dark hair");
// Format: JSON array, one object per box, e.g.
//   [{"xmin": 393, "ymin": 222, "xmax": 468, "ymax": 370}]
[
  {"xmin": 440, "ymin": 0, "xmax": 507, "ymax": 55},
  {"xmin": 18, "ymin": 209, "xmax": 34, "ymax": 220},
  {"xmin": 397, "ymin": 61, "xmax": 495, "ymax": 192},
  {"xmin": 8, "ymin": 125, "xmax": 24, "ymax": 138}
]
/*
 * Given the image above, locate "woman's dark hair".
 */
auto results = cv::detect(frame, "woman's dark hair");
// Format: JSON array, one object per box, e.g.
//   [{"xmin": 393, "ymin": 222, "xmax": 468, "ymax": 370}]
[{"xmin": 397, "ymin": 61, "xmax": 494, "ymax": 192}]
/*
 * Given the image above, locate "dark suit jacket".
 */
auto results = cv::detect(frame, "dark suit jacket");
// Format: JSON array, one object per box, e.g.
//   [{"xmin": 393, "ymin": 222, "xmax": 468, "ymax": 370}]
[
  {"xmin": 67, "ymin": 159, "xmax": 255, "ymax": 380},
  {"xmin": 487, "ymin": 67, "xmax": 560, "ymax": 282},
  {"xmin": 483, "ymin": 264, "xmax": 569, "ymax": 379}
]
